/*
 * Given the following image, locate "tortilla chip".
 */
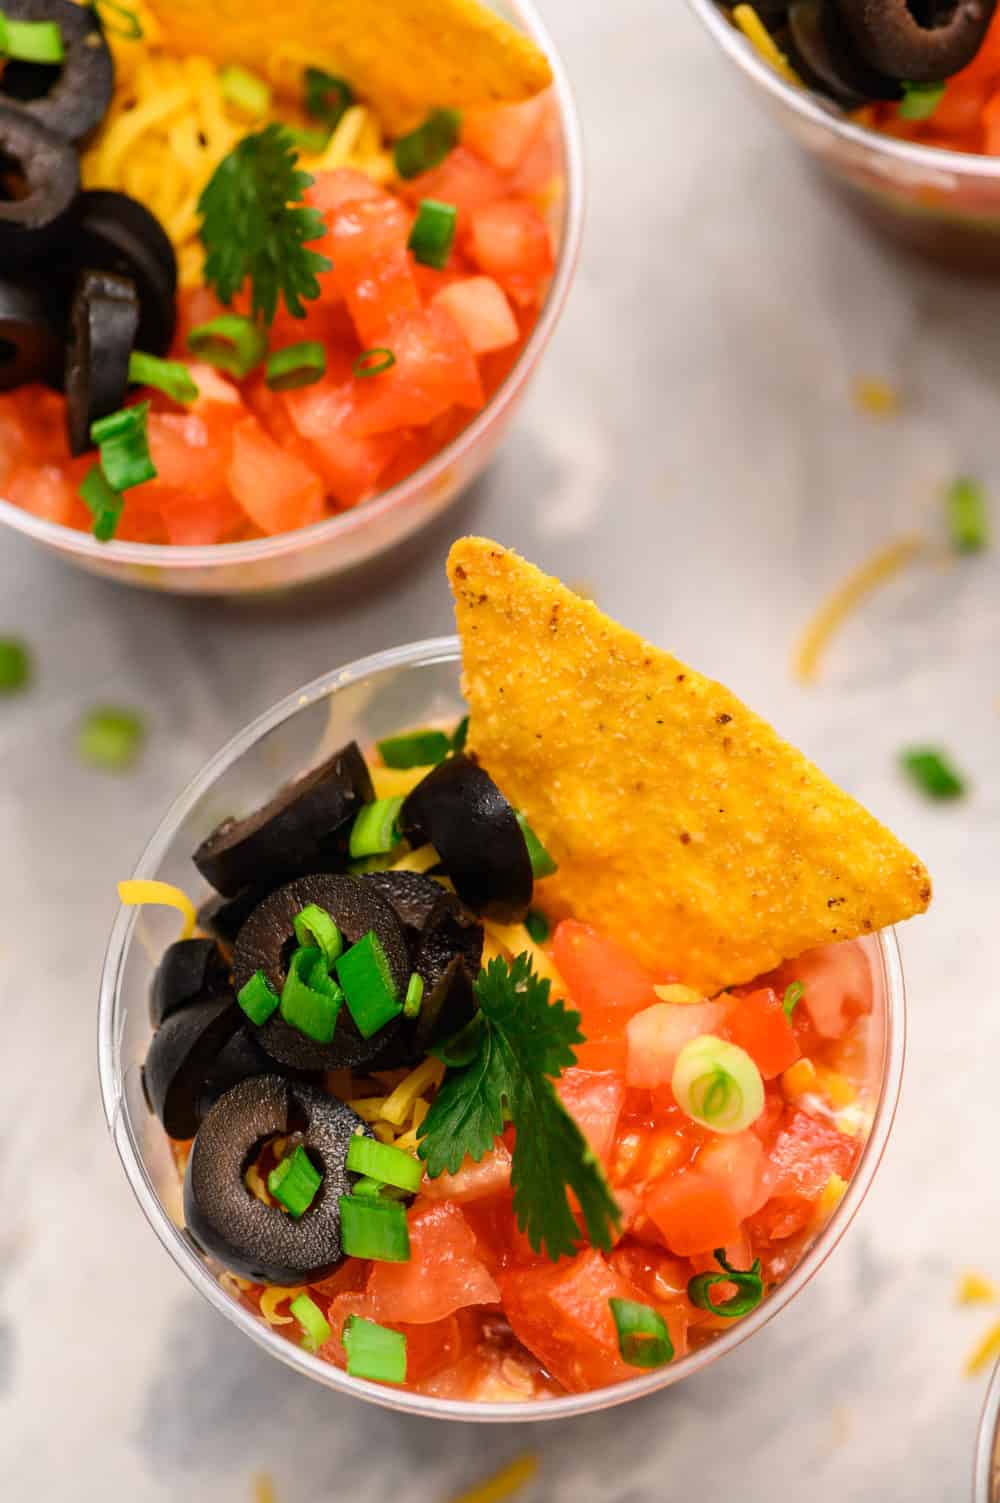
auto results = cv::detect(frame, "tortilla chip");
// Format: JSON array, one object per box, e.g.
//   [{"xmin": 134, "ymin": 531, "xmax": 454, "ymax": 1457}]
[
  {"xmin": 146, "ymin": 0, "xmax": 553, "ymax": 134},
  {"xmin": 448, "ymin": 538, "xmax": 930, "ymax": 993}
]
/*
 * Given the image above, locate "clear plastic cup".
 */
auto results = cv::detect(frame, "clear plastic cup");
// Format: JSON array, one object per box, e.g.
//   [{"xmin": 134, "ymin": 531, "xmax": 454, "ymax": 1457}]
[
  {"xmin": 0, "ymin": 0, "xmax": 583, "ymax": 596},
  {"xmin": 975, "ymin": 1360, "xmax": 1000, "ymax": 1499},
  {"xmin": 98, "ymin": 638, "xmax": 907, "ymax": 1420},
  {"xmin": 686, "ymin": 0, "xmax": 1000, "ymax": 273}
]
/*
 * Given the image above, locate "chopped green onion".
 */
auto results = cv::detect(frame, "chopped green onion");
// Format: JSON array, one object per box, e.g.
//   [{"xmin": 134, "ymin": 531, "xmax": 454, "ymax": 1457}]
[
  {"xmin": 900, "ymin": 746, "xmax": 967, "ymax": 800},
  {"xmin": 393, "ymin": 108, "xmax": 462, "ymax": 179},
  {"xmin": 337, "ymin": 930, "xmax": 403, "ymax": 1038},
  {"xmin": 451, "ymin": 714, "xmax": 469, "ymax": 753},
  {"xmin": 899, "ymin": 81, "xmax": 945, "ymax": 120},
  {"xmin": 403, "ymin": 973, "xmax": 424, "ymax": 1019},
  {"xmin": 79, "ymin": 465, "xmax": 124, "ymax": 543},
  {"xmin": 524, "ymin": 909, "xmax": 550, "ymax": 945},
  {"xmin": 289, "ymin": 1292, "xmax": 331, "ymax": 1353},
  {"xmin": 408, "ymin": 199, "xmax": 458, "ymax": 269},
  {"xmin": 946, "ymin": 476, "xmax": 989, "ymax": 553},
  {"xmin": 268, "ymin": 1144, "xmax": 323, "ymax": 1218},
  {"xmin": 220, "ymin": 64, "xmax": 272, "ymax": 118},
  {"xmin": 188, "ymin": 314, "xmax": 268, "ymax": 378},
  {"xmin": 351, "ymin": 1176, "xmax": 385, "ymax": 1198},
  {"xmin": 782, "ymin": 980, "xmax": 804, "ymax": 1021},
  {"xmin": 285, "ymin": 125, "xmax": 332, "ymax": 155},
  {"xmin": 688, "ymin": 1249, "xmax": 764, "ymax": 1318},
  {"xmin": 353, "ymin": 347, "xmax": 396, "ymax": 379},
  {"xmin": 305, "ymin": 67, "xmax": 354, "ymax": 127},
  {"xmin": 515, "ymin": 812, "xmax": 558, "ymax": 879},
  {"xmin": 377, "ymin": 729, "xmax": 451, "ymax": 769},
  {"xmin": 128, "ymin": 351, "xmax": 200, "ymax": 405},
  {"xmin": 265, "ymin": 341, "xmax": 327, "ymax": 391},
  {"xmin": 0, "ymin": 11, "xmax": 64, "ymax": 63},
  {"xmin": 77, "ymin": 705, "xmax": 145, "ymax": 772},
  {"xmin": 672, "ymin": 1035, "xmax": 764, "ymax": 1134},
  {"xmin": 292, "ymin": 904, "xmax": 343, "ymax": 966},
  {"xmin": 347, "ymin": 1134, "xmax": 422, "ymax": 1193},
  {"xmin": 608, "ymin": 1298, "xmax": 674, "ymax": 1368},
  {"xmin": 339, "ymin": 1192, "xmax": 411, "ymax": 1261},
  {"xmin": 0, "ymin": 637, "xmax": 31, "ymax": 694},
  {"xmin": 349, "ymin": 796, "xmax": 404, "ymax": 860},
  {"xmin": 280, "ymin": 945, "xmax": 343, "ymax": 1043},
  {"xmin": 237, "ymin": 968, "xmax": 280, "ymax": 1024},
  {"xmin": 342, "ymin": 1315, "xmax": 407, "ymax": 1384},
  {"xmin": 92, "ymin": 1, "xmax": 143, "ymax": 40},
  {"xmin": 91, "ymin": 401, "xmax": 157, "ymax": 491}
]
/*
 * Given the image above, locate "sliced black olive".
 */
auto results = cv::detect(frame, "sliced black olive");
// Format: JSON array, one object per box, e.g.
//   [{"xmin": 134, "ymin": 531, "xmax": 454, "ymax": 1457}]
[
  {"xmin": 195, "ymin": 1027, "xmax": 277, "ymax": 1119},
  {"xmin": 0, "ymin": 0, "xmax": 114, "ymax": 144},
  {"xmin": 832, "ymin": 0, "xmax": 996, "ymax": 81},
  {"xmin": 399, "ymin": 754, "xmax": 533, "ymax": 922},
  {"xmin": 198, "ymin": 888, "xmax": 269, "ymax": 952},
  {"xmin": 68, "ymin": 191, "xmax": 177, "ymax": 355},
  {"xmin": 184, "ymin": 1076, "xmax": 372, "ymax": 1285},
  {"xmin": 142, "ymin": 997, "xmax": 242, "ymax": 1140},
  {"xmin": 194, "ymin": 741, "xmax": 374, "ymax": 900},
  {"xmin": 0, "ymin": 271, "xmax": 61, "ymax": 389},
  {"xmin": 363, "ymin": 869, "xmax": 455, "ymax": 941},
  {"xmin": 0, "ymin": 106, "xmax": 78, "ymax": 262},
  {"xmin": 149, "ymin": 937, "xmax": 231, "ymax": 1030},
  {"xmin": 789, "ymin": 0, "xmax": 903, "ymax": 100},
  {"xmin": 233, "ymin": 874, "xmax": 409, "ymax": 1071},
  {"xmin": 64, "ymin": 269, "xmax": 139, "ymax": 455}
]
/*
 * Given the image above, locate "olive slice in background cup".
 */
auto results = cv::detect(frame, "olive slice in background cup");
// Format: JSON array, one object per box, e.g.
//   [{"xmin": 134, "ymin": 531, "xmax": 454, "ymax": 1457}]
[
  {"xmin": 98, "ymin": 638, "xmax": 907, "ymax": 1421},
  {"xmin": 686, "ymin": 0, "xmax": 1000, "ymax": 274}
]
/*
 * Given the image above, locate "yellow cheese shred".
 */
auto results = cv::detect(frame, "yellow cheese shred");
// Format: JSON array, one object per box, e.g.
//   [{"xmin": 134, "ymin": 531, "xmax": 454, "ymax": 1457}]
[
  {"xmin": 731, "ymin": 5, "xmax": 803, "ymax": 87},
  {"xmin": 793, "ymin": 535, "xmax": 925, "ymax": 683},
  {"xmin": 958, "ymin": 1272, "xmax": 999, "ymax": 1306},
  {"xmin": 260, "ymin": 1286, "xmax": 306, "ymax": 1326},
  {"xmin": 449, "ymin": 1455, "xmax": 539, "ymax": 1503},
  {"xmin": 253, "ymin": 1473, "xmax": 277, "ymax": 1503},
  {"xmin": 118, "ymin": 879, "xmax": 196, "ymax": 939},
  {"xmin": 853, "ymin": 377, "xmax": 901, "ymax": 417},
  {"xmin": 965, "ymin": 1320, "xmax": 1000, "ymax": 1377},
  {"xmin": 382, "ymin": 1056, "xmax": 445, "ymax": 1127},
  {"xmin": 483, "ymin": 921, "xmax": 566, "ymax": 996}
]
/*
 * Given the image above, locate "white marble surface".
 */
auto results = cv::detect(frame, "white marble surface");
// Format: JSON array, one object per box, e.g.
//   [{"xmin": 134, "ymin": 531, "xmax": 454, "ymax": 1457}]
[{"xmin": 4, "ymin": 1, "xmax": 1000, "ymax": 1498}]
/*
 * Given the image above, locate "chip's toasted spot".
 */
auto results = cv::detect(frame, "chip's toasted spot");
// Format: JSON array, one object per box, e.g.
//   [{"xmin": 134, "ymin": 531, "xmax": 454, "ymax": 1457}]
[
  {"xmin": 147, "ymin": 0, "xmax": 553, "ymax": 134},
  {"xmin": 447, "ymin": 538, "xmax": 931, "ymax": 993}
]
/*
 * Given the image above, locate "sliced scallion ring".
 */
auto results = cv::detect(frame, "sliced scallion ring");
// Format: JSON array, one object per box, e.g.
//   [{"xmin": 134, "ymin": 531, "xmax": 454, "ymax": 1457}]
[
  {"xmin": 342, "ymin": 1314, "xmax": 407, "ymax": 1383},
  {"xmin": 353, "ymin": 347, "xmax": 396, "ymax": 379},
  {"xmin": 220, "ymin": 63, "xmax": 272, "ymax": 118},
  {"xmin": 346, "ymin": 1134, "xmax": 422, "ymax": 1194},
  {"xmin": 292, "ymin": 904, "xmax": 343, "ymax": 966},
  {"xmin": 128, "ymin": 351, "xmax": 200, "ymax": 404},
  {"xmin": 268, "ymin": 1144, "xmax": 323, "ymax": 1218},
  {"xmin": 305, "ymin": 67, "xmax": 354, "ymax": 127},
  {"xmin": 236, "ymin": 968, "xmax": 280, "ymax": 1025},
  {"xmin": 265, "ymin": 341, "xmax": 327, "ymax": 391},
  {"xmin": 0, "ymin": 12, "xmax": 64, "ymax": 63},
  {"xmin": 91, "ymin": 401, "xmax": 157, "ymax": 491},
  {"xmin": 687, "ymin": 1249, "xmax": 764, "ymax": 1318},
  {"xmin": 408, "ymin": 198, "xmax": 457, "ymax": 269},
  {"xmin": 188, "ymin": 314, "xmax": 267, "ymax": 378},
  {"xmin": 608, "ymin": 1297, "xmax": 675, "ymax": 1368},
  {"xmin": 393, "ymin": 108, "xmax": 461, "ymax": 179},
  {"xmin": 376, "ymin": 729, "xmax": 451, "ymax": 769},
  {"xmin": 672, "ymin": 1035, "xmax": 764, "ymax": 1133},
  {"xmin": 782, "ymin": 980, "xmax": 804, "ymax": 1020},
  {"xmin": 79, "ymin": 464, "xmax": 124, "ymax": 543},
  {"xmin": 289, "ymin": 1292, "xmax": 331, "ymax": 1352}
]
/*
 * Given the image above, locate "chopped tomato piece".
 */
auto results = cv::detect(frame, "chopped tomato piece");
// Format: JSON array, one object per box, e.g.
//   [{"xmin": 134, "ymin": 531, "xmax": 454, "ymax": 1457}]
[
  {"xmin": 307, "ymin": 167, "xmax": 384, "ymax": 219},
  {"xmin": 746, "ymin": 1107, "xmax": 859, "ymax": 1241},
  {"xmin": 226, "ymin": 417, "xmax": 325, "ymax": 534},
  {"xmin": 432, "ymin": 276, "xmax": 519, "ymax": 355},
  {"xmin": 645, "ymin": 1170, "xmax": 743, "ymax": 1256},
  {"xmin": 367, "ymin": 1199, "xmax": 500, "ymax": 1325},
  {"xmin": 462, "ymin": 95, "xmax": 550, "ymax": 172},
  {"xmin": 420, "ymin": 1143, "xmax": 513, "ymax": 1203},
  {"xmin": 283, "ymin": 374, "xmax": 402, "ymax": 507},
  {"xmin": 573, "ymin": 1039, "xmax": 629, "ymax": 1073},
  {"xmin": 625, "ymin": 1001, "xmax": 727, "ymax": 1089},
  {"xmin": 326, "ymin": 1293, "xmax": 468, "ymax": 1382},
  {"xmin": 346, "ymin": 306, "xmax": 483, "ymax": 437},
  {"xmin": 147, "ymin": 412, "xmax": 235, "ymax": 497},
  {"xmin": 552, "ymin": 920, "xmax": 662, "ymax": 1040},
  {"xmin": 4, "ymin": 464, "xmax": 83, "ymax": 528},
  {"xmin": 0, "ymin": 398, "xmax": 32, "ymax": 487},
  {"xmin": 327, "ymin": 196, "xmax": 420, "ymax": 344},
  {"xmin": 725, "ymin": 988, "xmax": 801, "ymax": 1079},
  {"xmin": 795, "ymin": 942, "xmax": 873, "ymax": 1040},
  {"xmin": 398, "ymin": 145, "xmax": 508, "ymax": 229},
  {"xmin": 468, "ymin": 199, "xmax": 554, "ymax": 306},
  {"xmin": 695, "ymin": 1131, "xmax": 773, "ymax": 1219},
  {"xmin": 556, "ymin": 1068, "xmax": 626, "ymax": 1166}
]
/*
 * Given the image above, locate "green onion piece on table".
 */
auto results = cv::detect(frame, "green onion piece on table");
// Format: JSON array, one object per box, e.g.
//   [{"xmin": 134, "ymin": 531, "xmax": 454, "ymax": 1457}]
[
  {"xmin": 91, "ymin": 402, "xmax": 157, "ymax": 491},
  {"xmin": 305, "ymin": 67, "xmax": 354, "ymax": 127},
  {"xmin": 451, "ymin": 714, "xmax": 470, "ymax": 753},
  {"xmin": 77, "ymin": 706, "xmax": 145, "ymax": 772},
  {"xmin": 900, "ymin": 746, "xmax": 967, "ymax": 800},
  {"xmin": 403, "ymin": 973, "xmax": 424, "ymax": 1019},
  {"xmin": 408, "ymin": 199, "xmax": 458, "ymax": 269},
  {"xmin": 237, "ymin": 969, "xmax": 280, "ymax": 1025},
  {"xmin": 946, "ymin": 476, "xmax": 989, "ymax": 553},
  {"xmin": 672, "ymin": 1036, "xmax": 764, "ymax": 1134},
  {"xmin": 377, "ymin": 729, "xmax": 451, "ymax": 769},
  {"xmin": 79, "ymin": 465, "xmax": 125, "ymax": 542},
  {"xmin": 337, "ymin": 931, "xmax": 403, "ymax": 1038},
  {"xmin": 220, "ymin": 63, "xmax": 272, "ymax": 118},
  {"xmin": 339, "ymin": 1192, "xmax": 411, "ymax": 1261},
  {"xmin": 342, "ymin": 1314, "xmax": 407, "ymax": 1383},
  {"xmin": 899, "ymin": 81, "xmax": 945, "ymax": 120},
  {"xmin": 280, "ymin": 946, "xmax": 344, "ymax": 1043},
  {"xmin": 346, "ymin": 1134, "xmax": 422, "ymax": 1194},
  {"xmin": 349, "ymin": 797, "xmax": 404, "ymax": 859},
  {"xmin": 188, "ymin": 314, "xmax": 268, "ymax": 378},
  {"xmin": 0, "ymin": 637, "xmax": 31, "ymax": 694},
  {"xmin": 688, "ymin": 1250, "xmax": 764, "ymax": 1318},
  {"xmin": 128, "ymin": 352, "xmax": 200, "ymax": 404},
  {"xmin": 290, "ymin": 1292, "xmax": 331, "ymax": 1353},
  {"xmin": 393, "ymin": 108, "xmax": 461, "ymax": 179},
  {"xmin": 515, "ymin": 812, "xmax": 558, "ymax": 878},
  {"xmin": 525, "ymin": 910, "xmax": 550, "ymax": 944},
  {"xmin": 265, "ymin": 341, "xmax": 327, "ymax": 391},
  {"xmin": 0, "ymin": 12, "xmax": 64, "ymax": 63},
  {"xmin": 292, "ymin": 904, "xmax": 343, "ymax": 966},
  {"xmin": 268, "ymin": 1144, "xmax": 323, "ymax": 1218},
  {"xmin": 782, "ymin": 980, "xmax": 804, "ymax": 1021},
  {"xmin": 353, "ymin": 347, "xmax": 396, "ymax": 379},
  {"xmin": 608, "ymin": 1297, "xmax": 675, "ymax": 1368}
]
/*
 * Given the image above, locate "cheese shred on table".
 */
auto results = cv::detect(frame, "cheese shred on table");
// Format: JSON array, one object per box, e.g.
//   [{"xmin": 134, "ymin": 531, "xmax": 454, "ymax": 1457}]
[
  {"xmin": 793, "ymin": 535, "xmax": 925, "ymax": 683},
  {"xmin": 450, "ymin": 1455, "xmax": 540, "ymax": 1503}
]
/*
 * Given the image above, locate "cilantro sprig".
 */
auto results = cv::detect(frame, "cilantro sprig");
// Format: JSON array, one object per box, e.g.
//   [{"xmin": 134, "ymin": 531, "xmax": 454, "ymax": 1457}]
[
  {"xmin": 198, "ymin": 124, "xmax": 332, "ymax": 326},
  {"xmin": 417, "ymin": 954, "xmax": 622, "ymax": 1261}
]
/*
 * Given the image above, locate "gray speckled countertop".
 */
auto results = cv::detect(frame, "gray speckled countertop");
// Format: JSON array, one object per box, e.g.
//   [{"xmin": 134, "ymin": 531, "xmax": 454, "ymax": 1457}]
[{"xmin": 4, "ymin": 2, "xmax": 1000, "ymax": 1498}]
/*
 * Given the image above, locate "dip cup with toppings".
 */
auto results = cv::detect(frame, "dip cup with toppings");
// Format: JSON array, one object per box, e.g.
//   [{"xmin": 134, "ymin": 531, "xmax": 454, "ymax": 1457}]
[
  {"xmin": 975, "ymin": 1360, "xmax": 1000, "ymax": 1500},
  {"xmin": 100, "ymin": 547, "xmax": 916, "ymax": 1415}
]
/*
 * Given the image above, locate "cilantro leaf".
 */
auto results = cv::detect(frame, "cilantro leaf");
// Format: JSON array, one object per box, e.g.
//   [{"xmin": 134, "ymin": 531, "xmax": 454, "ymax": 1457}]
[
  {"xmin": 197, "ymin": 123, "xmax": 332, "ymax": 326},
  {"xmin": 418, "ymin": 953, "xmax": 622, "ymax": 1261}
]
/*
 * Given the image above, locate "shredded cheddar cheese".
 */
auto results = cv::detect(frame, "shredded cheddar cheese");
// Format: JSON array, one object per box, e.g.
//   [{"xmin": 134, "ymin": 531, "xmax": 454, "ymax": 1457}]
[
  {"xmin": 118, "ymin": 879, "xmax": 197, "ymax": 938},
  {"xmin": 260, "ymin": 1286, "xmax": 306, "ymax": 1325},
  {"xmin": 382, "ymin": 1056, "xmax": 446, "ymax": 1127},
  {"xmin": 371, "ymin": 766, "xmax": 435, "ymax": 800},
  {"xmin": 731, "ymin": 5, "xmax": 803, "ymax": 87},
  {"xmin": 958, "ymin": 1272, "xmax": 999, "ymax": 1305},
  {"xmin": 449, "ymin": 1455, "xmax": 539, "ymax": 1503},
  {"xmin": 793, "ymin": 535, "xmax": 925, "ymax": 683},
  {"xmin": 386, "ymin": 844, "xmax": 442, "ymax": 874},
  {"xmin": 483, "ymin": 920, "xmax": 566, "ymax": 995}
]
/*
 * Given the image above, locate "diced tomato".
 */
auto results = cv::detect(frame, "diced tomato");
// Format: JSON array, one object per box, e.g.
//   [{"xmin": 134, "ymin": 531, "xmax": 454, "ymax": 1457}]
[
  {"xmin": 695, "ymin": 1131, "xmax": 773, "ymax": 1219},
  {"xmin": 432, "ymin": 276, "xmax": 519, "ymax": 355},
  {"xmin": 556, "ymin": 1069, "xmax": 626, "ymax": 1167},
  {"xmin": 746, "ymin": 1107, "xmax": 859, "ymax": 1241},
  {"xmin": 307, "ymin": 167, "xmax": 385, "ymax": 219},
  {"xmin": 367, "ymin": 1199, "xmax": 500, "ymax": 1325},
  {"xmin": 4, "ymin": 464, "xmax": 85, "ymax": 528},
  {"xmin": 462, "ymin": 95, "xmax": 550, "ymax": 172},
  {"xmin": 645, "ymin": 1170, "xmax": 742, "ymax": 1256},
  {"xmin": 398, "ymin": 146, "xmax": 509, "ymax": 229},
  {"xmin": 499, "ymin": 1249, "xmax": 648, "ymax": 1393},
  {"xmin": 226, "ymin": 416, "xmax": 325, "ymax": 534},
  {"xmin": 510, "ymin": 108, "xmax": 561, "ymax": 198},
  {"xmin": 147, "ymin": 412, "xmax": 235, "ymax": 495},
  {"xmin": 796, "ymin": 942, "xmax": 873, "ymax": 1040},
  {"xmin": 9, "ymin": 386, "xmax": 70, "ymax": 464},
  {"xmin": 327, "ymin": 196, "xmax": 420, "ymax": 344},
  {"xmin": 0, "ymin": 398, "xmax": 32, "ymax": 487},
  {"xmin": 552, "ymin": 920, "xmax": 662, "ymax": 1040},
  {"xmin": 174, "ymin": 285, "xmax": 228, "ymax": 353},
  {"xmin": 625, "ymin": 1001, "xmax": 727, "ymax": 1089},
  {"xmin": 185, "ymin": 362, "xmax": 243, "ymax": 411},
  {"xmin": 468, "ymin": 199, "xmax": 554, "ymax": 306},
  {"xmin": 573, "ymin": 1039, "xmax": 629, "ymax": 1073},
  {"xmin": 420, "ymin": 1143, "xmax": 513, "ymax": 1203},
  {"xmin": 725, "ymin": 988, "xmax": 801, "ymax": 1079},
  {"xmin": 282, "ymin": 372, "xmax": 402, "ymax": 508},
  {"xmin": 346, "ymin": 306, "xmax": 483, "ymax": 437}
]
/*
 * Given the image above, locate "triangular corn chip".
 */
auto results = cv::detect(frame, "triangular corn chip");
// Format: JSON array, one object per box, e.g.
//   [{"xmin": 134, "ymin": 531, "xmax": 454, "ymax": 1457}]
[
  {"xmin": 145, "ymin": 0, "xmax": 552, "ymax": 134},
  {"xmin": 448, "ymin": 538, "xmax": 930, "ymax": 993}
]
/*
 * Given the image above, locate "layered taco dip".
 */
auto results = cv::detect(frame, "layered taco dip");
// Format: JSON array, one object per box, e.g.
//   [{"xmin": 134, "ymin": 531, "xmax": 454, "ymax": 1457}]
[
  {"xmin": 123, "ymin": 540, "xmax": 929, "ymax": 1401},
  {"xmin": 0, "ymin": 0, "xmax": 561, "ymax": 546}
]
